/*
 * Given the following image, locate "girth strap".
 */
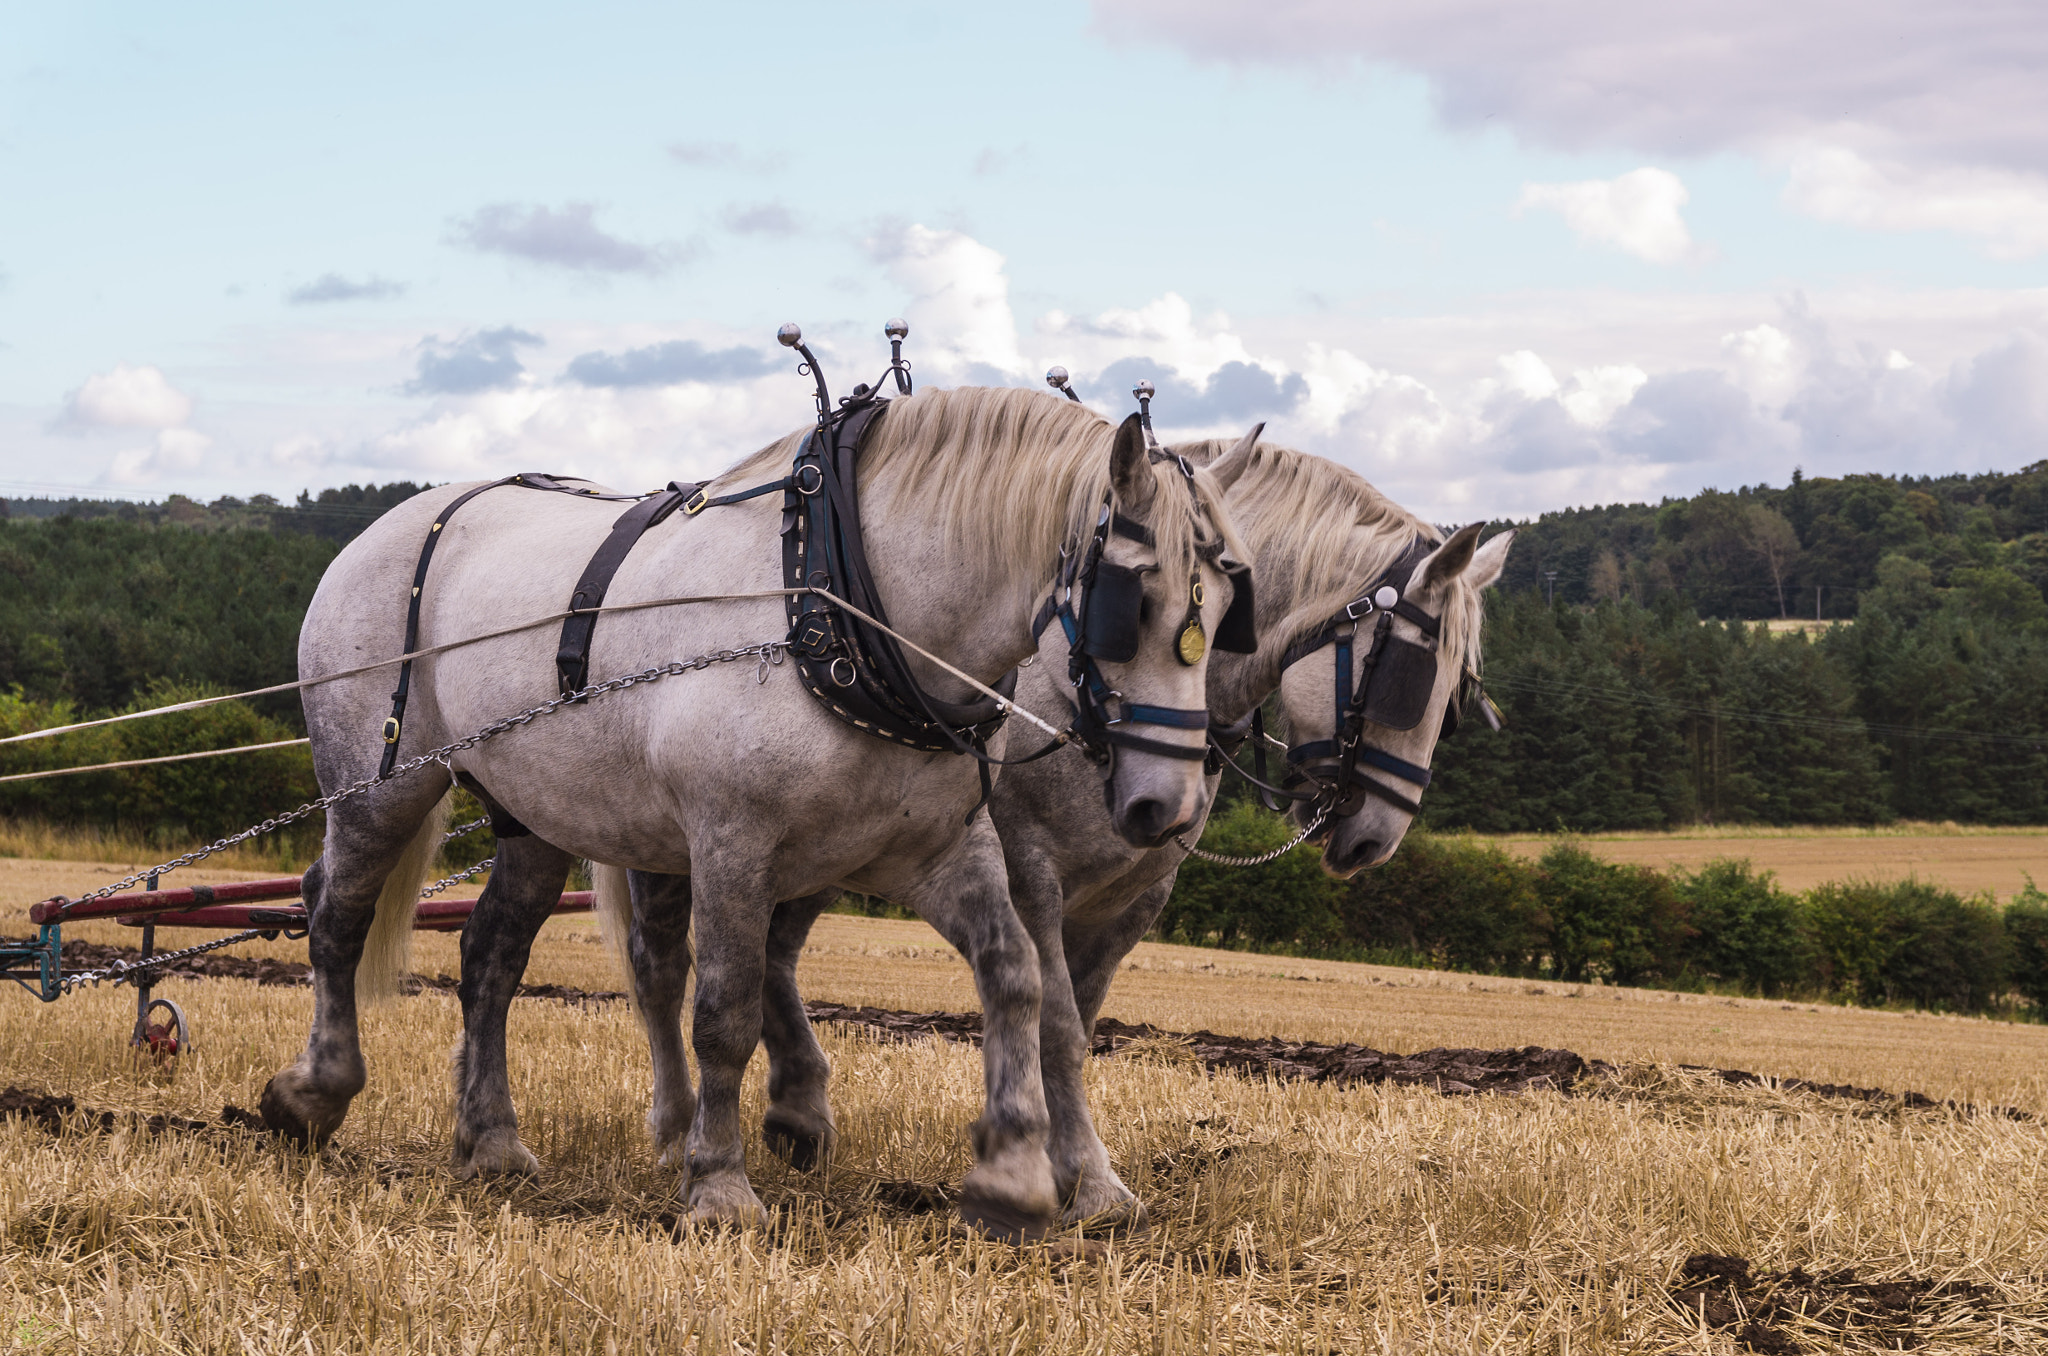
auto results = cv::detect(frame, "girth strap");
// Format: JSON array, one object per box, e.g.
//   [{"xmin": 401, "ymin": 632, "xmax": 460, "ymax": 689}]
[{"xmin": 554, "ymin": 470, "xmax": 796, "ymax": 698}]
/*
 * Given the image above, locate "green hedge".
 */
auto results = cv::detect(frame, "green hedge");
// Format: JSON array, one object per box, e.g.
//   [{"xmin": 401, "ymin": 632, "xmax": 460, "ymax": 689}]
[
  {"xmin": 1161, "ymin": 813, "xmax": 2048, "ymax": 1017},
  {"xmin": 0, "ymin": 682, "xmax": 317, "ymax": 844}
]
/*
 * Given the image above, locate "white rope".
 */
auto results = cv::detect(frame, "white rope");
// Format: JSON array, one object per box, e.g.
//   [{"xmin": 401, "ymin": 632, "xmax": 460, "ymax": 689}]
[
  {"xmin": 0, "ymin": 586, "xmax": 1065, "ymax": 747},
  {"xmin": 0, "ymin": 738, "xmax": 311, "ymax": 784}
]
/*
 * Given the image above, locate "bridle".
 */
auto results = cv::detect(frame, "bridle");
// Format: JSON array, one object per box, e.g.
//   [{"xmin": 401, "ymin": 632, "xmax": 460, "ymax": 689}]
[
  {"xmin": 1030, "ymin": 380, "xmax": 1256, "ymax": 771},
  {"xmin": 1208, "ymin": 535, "xmax": 1501, "ymax": 825}
]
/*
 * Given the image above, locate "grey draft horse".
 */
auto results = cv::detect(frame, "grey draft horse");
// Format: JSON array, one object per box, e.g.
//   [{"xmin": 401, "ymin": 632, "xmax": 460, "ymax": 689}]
[
  {"xmin": 259, "ymin": 386, "xmax": 1243, "ymax": 1234},
  {"xmin": 602, "ymin": 434, "xmax": 1514, "ymax": 1229}
]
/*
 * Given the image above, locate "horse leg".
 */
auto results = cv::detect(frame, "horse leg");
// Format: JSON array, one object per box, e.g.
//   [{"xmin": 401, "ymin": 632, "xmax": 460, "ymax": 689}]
[
  {"xmin": 760, "ymin": 890, "xmax": 839, "ymax": 1169},
  {"xmin": 260, "ymin": 789, "xmax": 449, "ymax": 1145},
  {"xmin": 1008, "ymin": 856, "xmax": 1146, "ymax": 1232},
  {"xmin": 623, "ymin": 869, "xmax": 696, "ymax": 1166},
  {"xmin": 678, "ymin": 865, "xmax": 774, "ymax": 1227},
  {"xmin": 449, "ymin": 833, "xmax": 575, "ymax": 1178},
  {"xmin": 1068, "ymin": 877, "xmax": 1173, "ymax": 1037},
  {"xmin": 897, "ymin": 823, "xmax": 1058, "ymax": 1240}
]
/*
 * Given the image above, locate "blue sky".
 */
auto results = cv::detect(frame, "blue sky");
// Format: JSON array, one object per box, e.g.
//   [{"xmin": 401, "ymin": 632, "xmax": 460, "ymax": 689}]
[{"xmin": 5, "ymin": 1, "xmax": 2045, "ymax": 520}]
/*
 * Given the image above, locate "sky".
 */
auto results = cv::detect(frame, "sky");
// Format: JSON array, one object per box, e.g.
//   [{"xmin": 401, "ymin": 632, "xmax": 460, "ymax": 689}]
[{"xmin": 3, "ymin": 1, "xmax": 2045, "ymax": 523}]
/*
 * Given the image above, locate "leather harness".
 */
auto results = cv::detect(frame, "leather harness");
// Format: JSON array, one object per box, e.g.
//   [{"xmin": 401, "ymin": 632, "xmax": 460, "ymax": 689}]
[
  {"xmin": 373, "ymin": 392, "xmax": 1255, "ymax": 822},
  {"xmin": 1206, "ymin": 536, "xmax": 1500, "ymax": 822}
]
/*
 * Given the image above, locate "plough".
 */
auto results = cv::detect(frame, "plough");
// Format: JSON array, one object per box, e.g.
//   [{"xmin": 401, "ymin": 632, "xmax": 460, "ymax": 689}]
[{"xmin": 3, "ymin": 869, "xmax": 593, "ymax": 1057}]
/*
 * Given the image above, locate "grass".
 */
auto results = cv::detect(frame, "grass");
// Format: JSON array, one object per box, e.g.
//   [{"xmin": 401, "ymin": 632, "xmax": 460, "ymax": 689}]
[
  {"xmin": 0, "ymin": 817, "xmax": 314, "ymax": 878},
  {"xmin": 4, "ymin": 905, "xmax": 2048, "ymax": 1352}
]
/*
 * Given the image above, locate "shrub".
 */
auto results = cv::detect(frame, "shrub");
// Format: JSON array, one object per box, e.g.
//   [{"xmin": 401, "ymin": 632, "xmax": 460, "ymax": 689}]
[
  {"xmin": 1673, "ymin": 858, "xmax": 1810, "ymax": 995},
  {"xmin": 2005, "ymin": 880, "xmax": 2048, "ymax": 1017},
  {"xmin": 1534, "ymin": 841, "xmax": 1689, "ymax": 986},
  {"xmin": 1156, "ymin": 802, "xmax": 1346, "ymax": 951},
  {"xmin": 1340, "ymin": 831, "xmax": 1546, "ymax": 974},
  {"xmin": 1803, "ymin": 877, "xmax": 2011, "ymax": 1011},
  {"xmin": 0, "ymin": 681, "xmax": 317, "ymax": 843}
]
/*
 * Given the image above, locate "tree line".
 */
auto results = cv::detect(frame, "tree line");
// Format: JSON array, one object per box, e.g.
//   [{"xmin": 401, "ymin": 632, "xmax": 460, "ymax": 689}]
[{"xmin": 2, "ymin": 464, "xmax": 2045, "ymax": 837}]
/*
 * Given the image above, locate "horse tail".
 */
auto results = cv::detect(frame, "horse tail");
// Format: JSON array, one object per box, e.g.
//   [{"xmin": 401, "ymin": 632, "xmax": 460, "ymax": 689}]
[
  {"xmin": 356, "ymin": 790, "xmax": 452, "ymax": 1004},
  {"xmin": 592, "ymin": 862, "xmax": 638, "ymax": 1011}
]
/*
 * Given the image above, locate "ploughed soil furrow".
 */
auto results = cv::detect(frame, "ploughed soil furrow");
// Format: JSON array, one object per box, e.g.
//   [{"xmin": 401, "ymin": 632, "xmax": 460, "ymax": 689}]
[
  {"xmin": 1668, "ymin": 1252, "xmax": 2003, "ymax": 1353},
  {"xmin": 8, "ymin": 940, "xmax": 2017, "ymax": 1118},
  {"xmin": 0, "ymin": 1085, "xmax": 267, "ymax": 1137}
]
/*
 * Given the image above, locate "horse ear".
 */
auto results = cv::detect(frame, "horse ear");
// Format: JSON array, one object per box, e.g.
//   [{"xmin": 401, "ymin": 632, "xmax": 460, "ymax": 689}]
[
  {"xmin": 1467, "ymin": 528, "xmax": 1515, "ymax": 590},
  {"xmin": 1419, "ymin": 521, "xmax": 1487, "ymax": 591},
  {"xmin": 1205, "ymin": 422, "xmax": 1262, "ymax": 493},
  {"xmin": 1109, "ymin": 413, "xmax": 1154, "ymax": 510}
]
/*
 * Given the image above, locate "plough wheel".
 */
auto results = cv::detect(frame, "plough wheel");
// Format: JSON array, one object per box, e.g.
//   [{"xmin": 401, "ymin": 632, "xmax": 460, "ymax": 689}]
[{"xmin": 134, "ymin": 998, "xmax": 190, "ymax": 1064}]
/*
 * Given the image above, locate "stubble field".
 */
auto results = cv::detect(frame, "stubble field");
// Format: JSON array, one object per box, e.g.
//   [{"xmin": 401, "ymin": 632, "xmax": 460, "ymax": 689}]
[
  {"xmin": 5, "ymin": 855, "xmax": 2048, "ymax": 1353},
  {"xmin": 1487, "ymin": 821, "xmax": 2048, "ymax": 902}
]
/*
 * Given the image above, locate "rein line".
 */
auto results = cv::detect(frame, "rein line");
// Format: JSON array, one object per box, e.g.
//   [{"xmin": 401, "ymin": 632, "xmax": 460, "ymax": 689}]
[{"xmin": 0, "ymin": 586, "xmax": 1068, "ymax": 749}]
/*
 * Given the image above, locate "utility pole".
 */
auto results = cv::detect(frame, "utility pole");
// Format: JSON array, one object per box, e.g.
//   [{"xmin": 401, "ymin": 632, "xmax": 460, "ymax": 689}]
[{"xmin": 1543, "ymin": 570, "xmax": 1559, "ymax": 606}]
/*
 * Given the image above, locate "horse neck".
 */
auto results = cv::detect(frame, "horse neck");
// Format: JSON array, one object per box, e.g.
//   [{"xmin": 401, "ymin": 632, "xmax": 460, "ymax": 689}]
[
  {"xmin": 1206, "ymin": 514, "xmax": 1390, "ymax": 726},
  {"xmin": 857, "ymin": 473, "xmax": 1051, "ymax": 692}
]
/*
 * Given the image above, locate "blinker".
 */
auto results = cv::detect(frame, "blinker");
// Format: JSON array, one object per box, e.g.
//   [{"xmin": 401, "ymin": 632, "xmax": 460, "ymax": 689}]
[
  {"xmin": 1357, "ymin": 636, "xmax": 1437, "ymax": 731},
  {"xmin": 1214, "ymin": 564, "xmax": 1258, "ymax": 653},
  {"xmin": 1079, "ymin": 560, "xmax": 1145, "ymax": 664}
]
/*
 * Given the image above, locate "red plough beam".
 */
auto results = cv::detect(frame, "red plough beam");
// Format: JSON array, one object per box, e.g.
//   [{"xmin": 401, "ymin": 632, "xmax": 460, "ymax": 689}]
[{"xmin": 30, "ymin": 878, "xmax": 594, "ymax": 932}]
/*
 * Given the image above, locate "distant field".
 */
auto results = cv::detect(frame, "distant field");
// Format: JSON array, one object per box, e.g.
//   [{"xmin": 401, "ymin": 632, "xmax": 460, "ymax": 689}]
[{"xmin": 1484, "ymin": 821, "xmax": 2048, "ymax": 900}]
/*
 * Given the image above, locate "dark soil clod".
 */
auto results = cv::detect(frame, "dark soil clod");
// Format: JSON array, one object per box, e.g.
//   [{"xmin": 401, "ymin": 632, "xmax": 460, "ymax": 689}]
[
  {"xmin": 1670, "ymin": 1250, "xmax": 2002, "ymax": 1352},
  {"xmin": 2, "ymin": 1084, "xmax": 270, "ymax": 1140}
]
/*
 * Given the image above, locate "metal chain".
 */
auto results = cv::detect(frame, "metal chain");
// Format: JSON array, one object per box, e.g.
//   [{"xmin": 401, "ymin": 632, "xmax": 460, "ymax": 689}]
[
  {"xmin": 58, "ymin": 641, "xmax": 790, "ymax": 913},
  {"xmin": 440, "ymin": 816, "xmax": 491, "ymax": 843},
  {"xmin": 417, "ymin": 856, "xmax": 493, "ymax": 900},
  {"xmin": 55, "ymin": 928, "xmax": 270, "ymax": 995},
  {"xmin": 1175, "ymin": 805, "xmax": 1330, "ymax": 867}
]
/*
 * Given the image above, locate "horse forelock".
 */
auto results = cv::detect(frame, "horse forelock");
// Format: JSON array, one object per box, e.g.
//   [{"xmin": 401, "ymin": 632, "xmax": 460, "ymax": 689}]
[
  {"xmin": 1182, "ymin": 438, "xmax": 1487, "ymax": 673},
  {"xmin": 720, "ymin": 387, "xmax": 1236, "ymax": 590}
]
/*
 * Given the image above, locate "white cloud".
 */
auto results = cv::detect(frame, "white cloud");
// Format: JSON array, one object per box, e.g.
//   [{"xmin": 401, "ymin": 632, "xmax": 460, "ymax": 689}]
[
  {"xmin": 1515, "ymin": 168, "xmax": 1705, "ymax": 266},
  {"xmin": 1782, "ymin": 146, "xmax": 2048, "ymax": 260},
  {"xmin": 103, "ymin": 428, "xmax": 214, "ymax": 484},
  {"xmin": 865, "ymin": 224, "xmax": 1025, "ymax": 378},
  {"xmin": 1559, "ymin": 365, "xmax": 1648, "ymax": 427},
  {"xmin": 1038, "ymin": 293, "xmax": 1262, "ymax": 384},
  {"xmin": 1103, "ymin": 1, "xmax": 2048, "ymax": 255},
  {"xmin": 61, "ymin": 364, "xmax": 193, "ymax": 429}
]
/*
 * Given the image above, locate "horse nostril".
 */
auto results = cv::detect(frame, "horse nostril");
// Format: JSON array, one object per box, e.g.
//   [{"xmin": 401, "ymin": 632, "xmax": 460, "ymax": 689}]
[
  {"xmin": 1116, "ymin": 797, "xmax": 1186, "ymax": 848},
  {"xmin": 1330, "ymin": 837, "xmax": 1382, "ymax": 874}
]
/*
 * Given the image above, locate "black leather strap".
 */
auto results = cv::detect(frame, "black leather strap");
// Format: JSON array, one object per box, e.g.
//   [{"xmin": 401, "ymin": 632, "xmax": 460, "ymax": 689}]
[
  {"xmin": 555, "ymin": 485, "xmax": 692, "ymax": 698},
  {"xmin": 380, "ymin": 476, "xmax": 521, "ymax": 777},
  {"xmin": 378, "ymin": 472, "xmax": 665, "ymax": 775}
]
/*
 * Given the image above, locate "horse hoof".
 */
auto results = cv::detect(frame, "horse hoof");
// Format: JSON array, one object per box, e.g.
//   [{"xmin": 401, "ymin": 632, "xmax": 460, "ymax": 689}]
[
  {"xmin": 257, "ymin": 1079, "xmax": 313, "ymax": 1145},
  {"xmin": 958, "ymin": 1143, "xmax": 1059, "ymax": 1241},
  {"xmin": 258, "ymin": 1073, "xmax": 345, "ymax": 1147},
  {"xmin": 687, "ymin": 1175, "xmax": 768, "ymax": 1230},
  {"xmin": 763, "ymin": 1110, "xmax": 835, "ymax": 1171},
  {"xmin": 955, "ymin": 1189, "xmax": 1054, "ymax": 1244},
  {"xmin": 452, "ymin": 1136, "xmax": 542, "ymax": 1180}
]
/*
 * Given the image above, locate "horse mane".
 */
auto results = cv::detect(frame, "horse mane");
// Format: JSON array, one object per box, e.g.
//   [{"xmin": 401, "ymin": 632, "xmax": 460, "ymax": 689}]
[
  {"xmin": 725, "ymin": 386, "xmax": 1237, "ymax": 589},
  {"xmin": 1176, "ymin": 437, "xmax": 1485, "ymax": 673}
]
